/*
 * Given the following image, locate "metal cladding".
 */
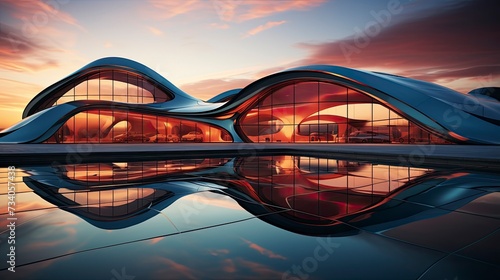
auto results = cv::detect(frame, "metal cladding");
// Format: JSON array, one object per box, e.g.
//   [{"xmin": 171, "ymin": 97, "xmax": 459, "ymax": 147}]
[{"xmin": 1, "ymin": 57, "xmax": 499, "ymax": 144}]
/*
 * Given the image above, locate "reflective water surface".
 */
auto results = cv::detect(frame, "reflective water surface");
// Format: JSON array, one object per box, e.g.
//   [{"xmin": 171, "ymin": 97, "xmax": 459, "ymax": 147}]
[{"xmin": 1, "ymin": 155, "xmax": 499, "ymax": 279}]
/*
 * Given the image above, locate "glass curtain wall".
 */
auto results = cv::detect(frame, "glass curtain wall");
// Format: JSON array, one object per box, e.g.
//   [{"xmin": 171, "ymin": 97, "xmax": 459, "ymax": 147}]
[
  {"xmin": 238, "ymin": 81, "xmax": 451, "ymax": 144},
  {"xmin": 45, "ymin": 110, "xmax": 233, "ymax": 143},
  {"xmin": 53, "ymin": 70, "xmax": 171, "ymax": 106}
]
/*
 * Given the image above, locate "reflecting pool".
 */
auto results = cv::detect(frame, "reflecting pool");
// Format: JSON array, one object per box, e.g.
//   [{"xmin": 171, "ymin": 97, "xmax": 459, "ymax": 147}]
[{"xmin": 1, "ymin": 155, "xmax": 499, "ymax": 279}]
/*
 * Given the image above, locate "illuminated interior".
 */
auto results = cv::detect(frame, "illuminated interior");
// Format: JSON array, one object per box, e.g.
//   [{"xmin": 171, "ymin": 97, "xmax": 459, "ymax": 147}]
[
  {"xmin": 45, "ymin": 109, "xmax": 233, "ymax": 143},
  {"xmin": 52, "ymin": 69, "xmax": 171, "ymax": 106},
  {"xmin": 237, "ymin": 81, "xmax": 451, "ymax": 144}
]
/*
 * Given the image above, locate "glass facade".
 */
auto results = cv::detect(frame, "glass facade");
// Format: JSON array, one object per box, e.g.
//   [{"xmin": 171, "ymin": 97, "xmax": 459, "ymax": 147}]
[
  {"xmin": 238, "ymin": 80, "xmax": 451, "ymax": 144},
  {"xmin": 53, "ymin": 69, "xmax": 171, "ymax": 106},
  {"xmin": 45, "ymin": 109, "xmax": 233, "ymax": 143}
]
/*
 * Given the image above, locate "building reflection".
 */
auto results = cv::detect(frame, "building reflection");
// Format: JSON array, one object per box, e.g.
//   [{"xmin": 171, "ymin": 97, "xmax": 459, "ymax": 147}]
[{"xmin": 23, "ymin": 156, "xmax": 495, "ymax": 235}]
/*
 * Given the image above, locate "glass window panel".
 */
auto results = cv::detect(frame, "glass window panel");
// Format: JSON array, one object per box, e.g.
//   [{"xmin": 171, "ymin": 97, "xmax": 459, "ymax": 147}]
[
  {"xmin": 74, "ymin": 96, "xmax": 91, "ymax": 102},
  {"xmin": 73, "ymin": 111, "xmax": 89, "ymax": 143},
  {"xmin": 112, "ymin": 71, "xmax": 128, "ymax": 84},
  {"xmin": 219, "ymin": 127, "xmax": 232, "ymax": 142},
  {"xmin": 114, "ymin": 95, "xmax": 128, "ymax": 103},
  {"xmin": 409, "ymin": 122, "xmax": 430, "ymax": 144},
  {"xmin": 261, "ymin": 94, "xmax": 272, "ymax": 107},
  {"xmin": 272, "ymin": 84, "xmax": 294, "ymax": 105},
  {"xmin": 389, "ymin": 109, "xmax": 403, "ymax": 119},
  {"xmin": 99, "ymin": 95, "xmax": 114, "ymax": 101},
  {"xmin": 100, "ymin": 111, "xmax": 114, "ymax": 143},
  {"xmin": 143, "ymin": 96, "xmax": 155, "ymax": 104},
  {"xmin": 370, "ymin": 120, "xmax": 392, "ymax": 143},
  {"xmin": 127, "ymin": 112, "xmax": 144, "ymax": 136},
  {"xmin": 372, "ymin": 103, "xmax": 390, "ymax": 121},
  {"xmin": 155, "ymin": 95, "xmax": 169, "ymax": 103},
  {"xmin": 240, "ymin": 126, "xmax": 260, "ymax": 142},
  {"xmin": 348, "ymin": 88, "xmax": 373, "ymax": 103},
  {"xmin": 57, "ymin": 96, "xmax": 75, "ymax": 104},
  {"xmin": 295, "ymin": 102, "xmax": 319, "ymax": 126},
  {"xmin": 240, "ymin": 108, "xmax": 259, "ymax": 126},
  {"xmin": 273, "ymin": 124, "xmax": 294, "ymax": 143},
  {"xmin": 295, "ymin": 81, "xmax": 318, "ymax": 104},
  {"xmin": 320, "ymin": 82, "xmax": 347, "ymax": 102},
  {"xmin": 75, "ymin": 80, "xmax": 87, "ymax": 96},
  {"xmin": 61, "ymin": 89, "xmax": 74, "ymax": 98},
  {"xmin": 157, "ymin": 116, "xmax": 168, "ymax": 135},
  {"xmin": 87, "ymin": 79, "xmax": 100, "ymax": 96},
  {"xmin": 348, "ymin": 103, "xmax": 372, "ymax": 123},
  {"xmin": 128, "ymin": 95, "xmax": 138, "ymax": 103},
  {"xmin": 114, "ymin": 80, "xmax": 127, "ymax": 98},
  {"xmin": 100, "ymin": 78, "xmax": 113, "ymax": 97},
  {"xmin": 318, "ymin": 102, "xmax": 347, "ymax": 119},
  {"xmin": 86, "ymin": 110, "xmax": 101, "ymax": 143},
  {"xmin": 271, "ymin": 106, "xmax": 294, "ymax": 125},
  {"xmin": 430, "ymin": 134, "xmax": 450, "ymax": 144},
  {"xmin": 143, "ymin": 114, "xmax": 158, "ymax": 138}
]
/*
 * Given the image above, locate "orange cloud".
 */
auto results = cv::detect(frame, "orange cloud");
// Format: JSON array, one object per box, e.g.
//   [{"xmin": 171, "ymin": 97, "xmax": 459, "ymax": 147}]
[
  {"xmin": 146, "ymin": 0, "xmax": 324, "ymax": 22},
  {"xmin": 147, "ymin": 26, "xmax": 164, "ymax": 36},
  {"xmin": 0, "ymin": 78, "xmax": 43, "ymax": 128},
  {"xmin": 209, "ymin": 22, "xmax": 230, "ymax": 30},
  {"xmin": 104, "ymin": 41, "xmax": 113, "ymax": 48},
  {"xmin": 244, "ymin": 20, "xmax": 286, "ymax": 38},
  {"xmin": 147, "ymin": 0, "xmax": 202, "ymax": 20},
  {"xmin": 242, "ymin": 238, "xmax": 287, "ymax": 260},
  {"xmin": 215, "ymin": 0, "xmax": 325, "ymax": 22}
]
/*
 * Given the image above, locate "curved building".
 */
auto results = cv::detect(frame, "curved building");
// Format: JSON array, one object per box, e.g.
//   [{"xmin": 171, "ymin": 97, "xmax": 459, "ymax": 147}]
[{"xmin": 1, "ymin": 57, "xmax": 498, "ymax": 144}]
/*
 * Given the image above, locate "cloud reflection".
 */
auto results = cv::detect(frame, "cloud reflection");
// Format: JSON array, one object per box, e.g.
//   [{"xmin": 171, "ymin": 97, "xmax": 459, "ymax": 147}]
[{"xmin": 242, "ymin": 238, "xmax": 287, "ymax": 260}]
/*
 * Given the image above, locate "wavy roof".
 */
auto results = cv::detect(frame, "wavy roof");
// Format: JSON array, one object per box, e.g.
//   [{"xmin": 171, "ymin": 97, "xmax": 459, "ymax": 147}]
[{"xmin": 1, "ymin": 57, "xmax": 498, "ymax": 144}]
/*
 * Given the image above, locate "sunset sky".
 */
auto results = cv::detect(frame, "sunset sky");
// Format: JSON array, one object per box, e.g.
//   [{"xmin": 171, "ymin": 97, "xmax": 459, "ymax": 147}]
[{"xmin": 0, "ymin": 0, "xmax": 499, "ymax": 129}]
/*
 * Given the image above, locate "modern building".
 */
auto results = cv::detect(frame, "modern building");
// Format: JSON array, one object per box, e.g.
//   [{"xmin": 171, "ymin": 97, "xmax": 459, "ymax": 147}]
[{"xmin": 1, "ymin": 57, "xmax": 498, "ymax": 144}]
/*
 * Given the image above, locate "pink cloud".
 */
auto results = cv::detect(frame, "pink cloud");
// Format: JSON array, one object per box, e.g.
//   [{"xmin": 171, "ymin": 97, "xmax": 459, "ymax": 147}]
[
  {"xmin": 296, "ymin": 0, "xmax": 500, "ymax": 92},
  {"xmin": 244, "ymin": 20, "xmax": 286, "ymax": 38},
  {"xmin": 0, "ymin": 0, "xmax": 83, "ymax": 73},
  {"xmin": 215, "ymin": 0, "xmax": 325, "ymax": 22},
  {"xmin": 209, "ymin": 22, "xmax": 230, "ymax": 30},
  {"xmin": 0, "ymin": 23, "xmax": 62, "ymax": 72},
  {"xmin": 147, "ymin": 26, "xmax": 164, "ymax": 36},
  {"xmin": 147, "ymin": 0, "xmax": 202, "ymax": 19},
  {"xmin": 2, "ymin": 0, "xmax": 83, "ymax": 30}
]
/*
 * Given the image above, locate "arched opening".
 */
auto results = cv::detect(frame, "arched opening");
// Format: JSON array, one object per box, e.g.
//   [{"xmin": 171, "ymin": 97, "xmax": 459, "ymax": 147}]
[{"xmin": 237, "ymin": 80, "xmax": 451, "ymax": 144}]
